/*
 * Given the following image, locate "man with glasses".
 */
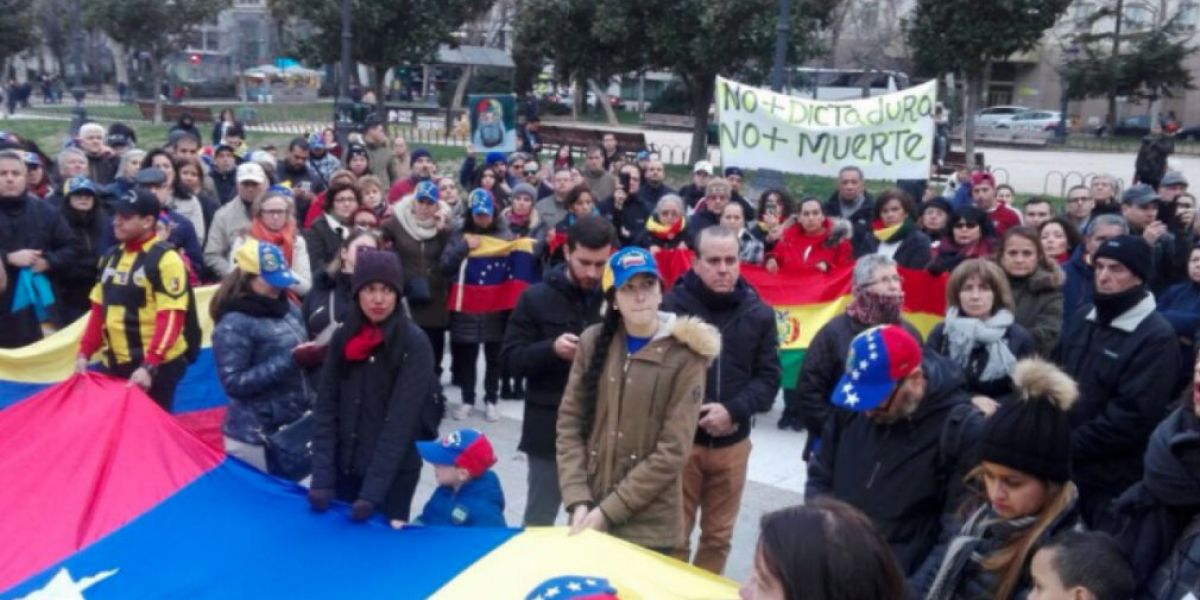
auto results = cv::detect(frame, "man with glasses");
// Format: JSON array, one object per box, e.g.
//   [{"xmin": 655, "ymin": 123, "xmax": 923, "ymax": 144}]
[
  {"xmin": 663, "ymin": 226, "xmax": 780, "ymax": 575},
  {"xmin": 806, "ymin": 324, "xmax": 983, "ymax": 575},
  {"xmin": 792, "ymin": 255, "xmax": 922, "ymax": 446},
  {"xmin": 1064, "ymin": 185, "xmax": 1094, "ymax": 232},
  {"xmin": 205, "ymin": 163, "xmax": 268, "ymax": 277}
]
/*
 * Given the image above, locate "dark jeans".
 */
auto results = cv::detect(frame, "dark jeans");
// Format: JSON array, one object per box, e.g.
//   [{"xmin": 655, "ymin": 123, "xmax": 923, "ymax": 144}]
[
  {"xmin": 334, "ymin": 467, "xmax": 421, "ymax": 522},
  {"xmin": 420, "ymin": 326, "xmax": 447, "ymax": 378},
  {"xmin": 99, "ymin": 357, "xmax": 188, "ymax": 411},
  {"xmin": 450, "ymin": 341, "xmax": 501, "ymax": 405}
]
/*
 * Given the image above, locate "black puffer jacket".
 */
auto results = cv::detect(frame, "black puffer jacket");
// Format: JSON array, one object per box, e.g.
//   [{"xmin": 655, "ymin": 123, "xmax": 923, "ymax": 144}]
[
  {"xmin": 441, "ymin": 220, "xmax": 514, "ymax": 344},
  {"xmin": 500, "ymin": 264, "xmax": 603, "ymax": 457},
  {"xmin": 212, "ymin": 296, "xmax": 312, "ymax": 445},
  {"xmin": 1101, "ymin": 406, "xmax": 1200, "ymax": 591},
  {"xmin": 661, "ymin": 271, "xmax": 781, "ymax": 448},
  {"xmin": 0, "ymin": 195, "xmax": 79, "ymax": 348},
  {"xmin": 795, "ymin": 313, "xmax": 923, "ymax": 442},
  {"xmin": 311, "ymin": 311, "xmax": 436, "ymax": 505},
  {"xmin": 806, "ymin": 352, "xmax": 984, "ymax": 575},
  {"xmin": 1055, "ymin": 293, "xmax": 1180, "ymax": 524},
  {"xmin": 301, "ymin": 271, "xmax": 354, "ymax": 340}
]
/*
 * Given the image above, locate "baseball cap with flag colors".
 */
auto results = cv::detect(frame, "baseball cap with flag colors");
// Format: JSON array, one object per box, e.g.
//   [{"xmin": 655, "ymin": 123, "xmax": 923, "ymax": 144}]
[
  {"xmin": 234, "ymin": 239, "xmax": 299, "ymax": 290},
  {"xmin": 416, "ymin": 428, "xmax": 497, "ymax": 477},
  {"xmin": 831, "ymin": 325, "xmax": 922, "ymax": 412},
  {"xmin": 602, "ymin": 246, "xmax": 660, "ymax": 292}
]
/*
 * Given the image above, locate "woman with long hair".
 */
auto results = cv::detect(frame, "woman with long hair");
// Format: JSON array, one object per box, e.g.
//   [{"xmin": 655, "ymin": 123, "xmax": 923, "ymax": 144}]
[
  {"xmin": 175, "ymin": 155, "xmax": 218, "ymax": 234},
  {"xmin": 752, "ymin": 188, "xmax": 796, "ymax": 253},
  {"xmin": 926, "ymin": 259, "xmax": 1035, "ymax": 401},
  {"xmin": 301, "ymin": 229, "xmax": 379, "ymax": 342},
  {"xmin": 303, "ymin": 169, "xmax": 357, "ymax": 229},
  {"xmin": 1037, "ymin": 218, "xmax": 1083, "ymax": 266},
  {"xmin": 232, "ymin": 188, "xmax": 312, "ymax": 296},
  {"xmin": 743, "ymin": 498, "xmax": 908, "ymax": 600},
  {"xmin": 766, "ymin": 197, "xmax": 853, "ymax": 274},
  {"xmin": 914, "ymin": 358, "xmax": 1081, "ymax": 600},
  {"xmin": 867, "ymin": 188, "xmax": 932, "ymax": 269},
  {"xmin": 308, "ymin": 249, "xmax": 437, "ymax": 523},
  {"xmin": 143, "ymin": 149, "xmax": 214, "ymax": 243},
  {"xmin": 557, "ymin": 246, "xmax": 719, "ymax": 551},
  {"xmin": 998, "ymin": 227, "xmax": 1064, "ymax": 356},
  {"xmin": 211, "ymin": 240, "xmax": 315, "ymax": 477},
  {"xmin": 305, "ymin": 179, "xmax": 361, "ymax": 271}
]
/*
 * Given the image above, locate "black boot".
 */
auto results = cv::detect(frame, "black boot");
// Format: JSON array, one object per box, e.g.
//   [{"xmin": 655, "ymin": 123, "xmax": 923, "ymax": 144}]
[
  {"xmin": 510, "ymin": 378, "xmax": 525, "ymax": 400},
  {"xmin": 500, "ymin": 379, "xmax": 515, "ymax": 400}
]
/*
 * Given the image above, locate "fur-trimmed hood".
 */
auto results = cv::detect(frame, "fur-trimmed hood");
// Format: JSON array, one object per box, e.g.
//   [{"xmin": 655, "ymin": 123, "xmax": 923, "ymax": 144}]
[
  {"xmin": 1012, "ymin": 357, "xmax": 1078, "ymax": 411},
  {"xmin": 661, "ymin": 313, "xmax": 721, "ymax": 363},
  {"xmin": 1026, "ymin": 262, "xmax": 1066, "ymax": 293}
]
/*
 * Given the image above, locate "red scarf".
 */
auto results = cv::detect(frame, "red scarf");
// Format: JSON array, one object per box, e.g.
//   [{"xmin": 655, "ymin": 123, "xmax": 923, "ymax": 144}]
[
  {"xmin": 251, "ymin": 219, "xmax": 297, "ymax": 265},
  {"xmin": 343, "ymin": 323, "xmax": 383, "ymax": 361}
]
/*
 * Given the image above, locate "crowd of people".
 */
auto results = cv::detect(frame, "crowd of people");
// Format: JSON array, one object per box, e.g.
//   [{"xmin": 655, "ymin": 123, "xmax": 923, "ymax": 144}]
[{"xmin": 3, "ymin": 111, "xmax": 1200, "ymax": 600}]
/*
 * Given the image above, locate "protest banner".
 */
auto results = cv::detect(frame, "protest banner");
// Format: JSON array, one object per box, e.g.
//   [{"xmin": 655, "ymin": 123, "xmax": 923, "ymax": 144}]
[{"xmin": 715, "ymin": 76, "xmax": 938, "ymax": 180}]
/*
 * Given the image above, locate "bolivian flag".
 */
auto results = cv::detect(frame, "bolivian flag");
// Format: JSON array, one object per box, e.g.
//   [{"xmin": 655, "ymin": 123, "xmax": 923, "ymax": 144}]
[{"xmin": 741, "ymin": 264, "xmax": 947, "ymax": 390}]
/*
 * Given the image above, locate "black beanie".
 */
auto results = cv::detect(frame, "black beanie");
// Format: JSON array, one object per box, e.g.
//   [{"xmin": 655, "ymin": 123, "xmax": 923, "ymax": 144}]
[
  {"xmin": 1093, "ymin": 234, "xmax": 1152, "ymax": 285},
  {"xmin": 352, "ymin": 249, "xmax": 404, "ymax": 297},
  {"xmin": 979, "ymin": 358, "xmax": 1078, "ymax": 483}
]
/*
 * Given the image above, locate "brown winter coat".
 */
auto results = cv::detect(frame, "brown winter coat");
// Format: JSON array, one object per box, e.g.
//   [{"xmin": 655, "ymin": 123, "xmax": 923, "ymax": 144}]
[
  {"xmin": 382, "ymin": 199, "xmax": 452, "ymax": 329},
  {"xmin": 1010, "ymin": 263, "xmax": 1065, "ymax": 357},
  {"xmin": 557, "ymin": 313, "xmax": 720, "ymax": 548}
]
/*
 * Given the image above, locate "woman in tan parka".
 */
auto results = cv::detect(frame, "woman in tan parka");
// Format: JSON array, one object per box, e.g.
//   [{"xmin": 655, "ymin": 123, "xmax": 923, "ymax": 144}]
[{"xmin": 557, "ymin": 246, "xmax": 720, "ymax": 550}]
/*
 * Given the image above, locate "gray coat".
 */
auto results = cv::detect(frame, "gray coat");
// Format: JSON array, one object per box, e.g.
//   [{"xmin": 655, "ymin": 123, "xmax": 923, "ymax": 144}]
[{"xmin": 1010, "ymin": 265, "xmax": 1065, "ymax": 357}]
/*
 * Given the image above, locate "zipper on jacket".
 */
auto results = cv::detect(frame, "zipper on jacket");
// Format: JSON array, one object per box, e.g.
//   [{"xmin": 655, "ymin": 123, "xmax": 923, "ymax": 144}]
[{"xmin": 865, "ymin": 461, "xmax": 882, "ymax": 490}]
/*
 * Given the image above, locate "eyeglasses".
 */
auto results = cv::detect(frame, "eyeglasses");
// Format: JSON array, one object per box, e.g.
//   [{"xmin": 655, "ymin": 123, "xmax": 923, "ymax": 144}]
[
  {"xmin": 954, "ymin": 222, "xmax": 981, "ymax": 230},
  {"xmin": 1067, "ymin": 196, "xmax": 1091, "ymax": 204},
  {"xmin": 261, "ymin": 209, "xmax": 288, "ymax": 218}
]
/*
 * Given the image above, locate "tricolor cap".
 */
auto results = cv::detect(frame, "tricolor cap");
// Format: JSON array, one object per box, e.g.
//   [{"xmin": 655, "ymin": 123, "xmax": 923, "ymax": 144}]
[
  {"xmin": 604, "ymin": 246, "xmax": 660, "ymax": 292},
  {"xmin": 414, "ymin": 180, "xmax": 439, "ymax": 204},
  {"xmin": 525, "ymin": 575, "xmax": 619, "ymax": 600},
  {"xmin": 469, "ymin": 188, "xmax": 494, "ymax": 216},
  {"xmin": 23, "ymin": 152, "xmax": 41, "ymax": 167},
  {"xmin": 234, "ymin": 238, "xmax": 299, "ymax": 290},
  {"xmin": 831, "ymin": 325, "xmax": 922, "ymax": 412},
  {"xmin": 416, "ymin": 428, "xmax": 497, "ymax": 478},
  {"xmin": 306, "ymin": 132, "xmax": 325, "ymax": 150}
]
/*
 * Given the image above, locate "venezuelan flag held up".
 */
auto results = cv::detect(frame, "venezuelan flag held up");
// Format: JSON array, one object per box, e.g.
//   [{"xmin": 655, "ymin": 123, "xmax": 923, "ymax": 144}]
[{"xmin": 447, "ymin": 236, "xmax": 540, "ymax": 314}]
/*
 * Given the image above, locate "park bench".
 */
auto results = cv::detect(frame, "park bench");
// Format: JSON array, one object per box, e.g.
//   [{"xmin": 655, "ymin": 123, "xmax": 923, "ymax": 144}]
[
  {"xmin": 932, "ymin": 149, "xmax": 986, "ymax": 182},
  {"xmin": 135, "ymin": 101, "xmax": 216, "ymax": 123},
  {"xmin": 538, "ymin": 123, "xmax": 648, "ymax": 156},
  {"xmin": 641, "ymin": 113, "xmax": 695, "ymax": 131}
]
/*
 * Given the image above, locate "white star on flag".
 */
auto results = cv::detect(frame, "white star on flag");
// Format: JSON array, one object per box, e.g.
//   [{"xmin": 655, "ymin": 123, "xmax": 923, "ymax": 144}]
[
  {"xmin": 567, "ymin": 582, "xmax": 584, "ymax": 592},
  {"xmin": 545, "ymin": 586, "xmax": 561, "ymax": 598},
  {"xmin": 859, "ymin": 360, "xmax": 869, "ymax": 370},
  {"xmin": 870, "ymin": 352, "xmax": 878, "ymax": 360},
  {"xmin": 19, "ymin": 568, "xmax": 118, "ymax": 600},
  {"xmin": 851, "ymin": 370, "xmax": 860, "ymax": 380},
  {"xmin": 842, "ymin": 383, "xmax": 853, "ymax": 394},
  {"xmin": 844, "ymin": 391, "xmax": 860, "ymax": 407}
]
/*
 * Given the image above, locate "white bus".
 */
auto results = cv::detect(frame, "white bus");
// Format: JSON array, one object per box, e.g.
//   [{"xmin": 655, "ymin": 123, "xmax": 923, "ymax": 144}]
[{"xmin": 783, "ymin": 68, "xmax": 911, "ymax": 101}]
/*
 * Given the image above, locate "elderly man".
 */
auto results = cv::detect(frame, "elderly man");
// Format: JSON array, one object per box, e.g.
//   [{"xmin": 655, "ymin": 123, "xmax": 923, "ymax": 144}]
[
  {"xmin": 1090, "ymin": 174, "xmax": 1120, "ymax": 216},
  {"xmin": 663, "ymin": 226, "xmax": 780, "ymax": 575},
  {"xmin": 1062, "ymin": 214, "xmax": 1128, "ymax": 326},
  {"xmin": 1056, "ymin": 235, "xmax": 1179, "ymax": 525},
  {"xmin": 687, "ymin": 177, "xmax": 732, "ymax": 233},
  {"xmin": 824, "ymin": 165, "xmax": 874, "ymax": 255},
  {"xmin": 77, "ymin": 123, "xmax": 119, "ymax": 185},
  {"xmin": 204, "ymin": 162, "xmax": 268, "ymax": 277}
]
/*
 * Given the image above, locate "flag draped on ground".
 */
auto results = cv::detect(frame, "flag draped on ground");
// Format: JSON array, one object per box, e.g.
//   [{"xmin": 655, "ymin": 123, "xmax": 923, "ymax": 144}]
[
  {"xmin": 741, "ymin": 264, "xmax": 947, "ymax": 390},
  {"xmin": 448, "ymin": 236, "xmax": 541, "ymax": 314}
]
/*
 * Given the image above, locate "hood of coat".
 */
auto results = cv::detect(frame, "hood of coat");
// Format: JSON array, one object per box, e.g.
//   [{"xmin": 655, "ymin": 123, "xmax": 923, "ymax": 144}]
[
  {"xmin": 911, "ymin": 352, "xmax": 969, "ymax": 420},
  {"xmin": 661, "ymin": 313, "xmax": 721, "ymax": 363},
  {"xmin": 1025, "ymin": 263, "xmax": 1066, "ymax": 293}
]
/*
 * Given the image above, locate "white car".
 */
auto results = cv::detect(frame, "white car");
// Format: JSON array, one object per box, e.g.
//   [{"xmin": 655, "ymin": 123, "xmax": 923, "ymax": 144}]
[
  {"xmin": 975, "ymin": 105, "xmax": 1029, "ymax": 129},
  {"xmin": 1009, "ymin": 110, "xmax": 1064, "ymax": 132}
]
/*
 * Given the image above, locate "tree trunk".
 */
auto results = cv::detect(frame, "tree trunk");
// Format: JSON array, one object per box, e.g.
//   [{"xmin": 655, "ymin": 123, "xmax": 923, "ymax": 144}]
[
  {"xmin": 689, "ymin": 76, "xmax": 715, "ymax": 165},
  {"xmin": 105, "ymin": 37, "xmax": 129, "ymax": 92},
  {"xmin": 451, "ymin": 66, "xmax": 473, "ymax": 110},
  {"xmin": 152, "ymin": 60, "xmax": 164, "ymax": 125},
  {"xmin": 963, "ymin": 69, "xmax": 981, "ymax": 169},
  {"xmin": 588, "ymin": 78, "xmax": 618, "ymax": 125},
  {"xmin": 372, "ymin": 64, "xmax": 387, "ymax": 118},
  {"xmin": 573, "ymin": 77, "xmax": 586, "ymax": 119}
]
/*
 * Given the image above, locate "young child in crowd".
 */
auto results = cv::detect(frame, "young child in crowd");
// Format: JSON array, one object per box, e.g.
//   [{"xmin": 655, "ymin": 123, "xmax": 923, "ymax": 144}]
[
  {"xmin": 391, "ymin": 428, "xmax": 506, "ymax": 528},
  {"xmin": 1028, "ymin": 530, "xmax": 1135, "ymax": 600}
]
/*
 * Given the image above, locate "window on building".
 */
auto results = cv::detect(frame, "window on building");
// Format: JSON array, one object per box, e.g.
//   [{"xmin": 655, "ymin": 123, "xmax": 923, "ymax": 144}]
[
  {"xmin": 1073, "ymin": 1, "xmax": 1093, "ymax": 28},
  {"xmin": 1181, "ymin": 1, "xmax": 1199, "ymax": 28},
  {"xmin": 1123, "ymin": 4, "xmax": 1152, "ymax": 30}
]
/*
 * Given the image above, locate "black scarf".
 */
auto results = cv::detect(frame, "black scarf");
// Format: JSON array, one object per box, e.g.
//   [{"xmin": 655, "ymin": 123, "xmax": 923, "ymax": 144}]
[
  {"xmin": 223, "ymin": 293, "xmax": 290, "ymax": 320},
  {"xmin": 1093, "ymin": 285, "xmax": 1147, "ymax": 326}
]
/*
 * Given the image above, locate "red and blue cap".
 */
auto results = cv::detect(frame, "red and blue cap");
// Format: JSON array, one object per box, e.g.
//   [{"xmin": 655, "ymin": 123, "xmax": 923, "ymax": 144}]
[
  {"xmin": 416, "ymin": 428, "xmax": 496, "ymax": 477},
  {"xmin": 831, "ymin": 325, "xmax": 922, "ymax": 412},
  {"xmin": 525, "ymin": 576, "xmax": 618, "ymax": 600},
  {"xmin": 603, "ymin": 246, "xmax": 660, "ymax": 292}
]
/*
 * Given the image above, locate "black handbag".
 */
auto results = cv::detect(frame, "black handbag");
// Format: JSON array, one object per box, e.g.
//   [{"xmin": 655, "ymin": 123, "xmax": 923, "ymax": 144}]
[
  {"xmin": 405, "ymin": 277, "xmax": 432, "ymax": 305},
  {"xmin": 263, "ymin": 411, "xmax": 314, "ymax": 482}
]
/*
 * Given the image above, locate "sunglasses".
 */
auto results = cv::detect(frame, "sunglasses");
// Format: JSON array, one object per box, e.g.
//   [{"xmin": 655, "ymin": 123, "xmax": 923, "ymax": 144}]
[{"xmin": 954, "ymin": 221, "xmax": 981, "ymax": 230}]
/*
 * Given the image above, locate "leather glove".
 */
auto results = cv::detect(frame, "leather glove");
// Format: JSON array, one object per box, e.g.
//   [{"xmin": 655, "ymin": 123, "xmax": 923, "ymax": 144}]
[
  {"xmin": 292, "ymin": 342, "xmax": 328, "ymax": 369},
  {"xmin": 351, "ymin": 499, "xmax": 376, "ymax": 522},
  {"xmin": 307, "ymin": 488, "xmax": 333, "ymax": 513}
]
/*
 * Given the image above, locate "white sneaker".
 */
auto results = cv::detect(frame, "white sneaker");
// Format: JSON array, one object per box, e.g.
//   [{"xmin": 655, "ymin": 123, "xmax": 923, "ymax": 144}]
[
  {"xmin": 485, "ymin": 403, "xmax": 500, "ymax": 422},
  {"xmin": 452, "ymin": 404, "xmax": 471, "ymax": 420}
]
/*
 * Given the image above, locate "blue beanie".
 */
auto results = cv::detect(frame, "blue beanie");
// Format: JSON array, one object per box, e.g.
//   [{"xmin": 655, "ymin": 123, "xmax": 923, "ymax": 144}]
[{"xmin": 410, "ymin": 148, "xmax": 432, "ymax": 167}]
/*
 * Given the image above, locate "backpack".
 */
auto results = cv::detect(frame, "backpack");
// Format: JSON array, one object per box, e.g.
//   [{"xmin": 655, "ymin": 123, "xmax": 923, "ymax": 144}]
[{"xmin": 100, "ymin": 241, "xmax": 202, "ymax": 364}]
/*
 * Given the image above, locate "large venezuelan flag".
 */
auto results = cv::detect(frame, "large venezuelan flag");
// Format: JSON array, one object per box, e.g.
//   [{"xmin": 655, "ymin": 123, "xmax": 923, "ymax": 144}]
[
  {"xmin": 0, "ymin": 290, "xmax": 737, "ymax": 598},
  {"xmin": 741, "ymin": 264, "xmax": 947, "ymax": 390},
  {"xmin": 448, "ymin": 235, "xmax": 541, "ymax": 314}
]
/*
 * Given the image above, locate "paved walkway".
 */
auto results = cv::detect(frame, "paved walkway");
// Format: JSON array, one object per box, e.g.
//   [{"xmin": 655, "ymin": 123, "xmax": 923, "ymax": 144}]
[{"xmin": 417, "ymin": 358, "xmax": 805, "ymax": 584}]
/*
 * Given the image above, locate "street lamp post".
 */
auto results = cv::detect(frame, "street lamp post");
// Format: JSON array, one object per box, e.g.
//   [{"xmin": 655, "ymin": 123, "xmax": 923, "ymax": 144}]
[
  {"xmin": 69, "ymin": 0, "xmax": 88, "ymax": 134},
  {"xmin": 1057, "ymin": 44, "xmax": 1079, "ymax": 143},
  {"xmin": 333, "ymin": 0, "xmax": 354, "ymax": 150},
  {"xmin": 769, "ymin": 0, "xmax": 792, "ymax": 93}
]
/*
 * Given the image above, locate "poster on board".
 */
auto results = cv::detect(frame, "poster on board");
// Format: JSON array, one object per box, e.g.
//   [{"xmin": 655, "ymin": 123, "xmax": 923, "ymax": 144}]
[{"xmin": 468, "ymin": 94, "xmax": 518, "ymax": 153}]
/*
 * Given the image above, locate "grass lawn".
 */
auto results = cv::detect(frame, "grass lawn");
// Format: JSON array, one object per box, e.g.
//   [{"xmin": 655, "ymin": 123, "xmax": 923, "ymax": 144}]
[{"xmin": 24, "ymin": 101, "xmax": 338, "ymax": 126}]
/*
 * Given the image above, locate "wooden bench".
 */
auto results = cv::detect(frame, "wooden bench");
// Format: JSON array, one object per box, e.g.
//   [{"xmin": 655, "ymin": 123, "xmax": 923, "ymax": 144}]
[
  {"xmin": 641, "ymin": 113, "xmax": 695, "ymax": 130},
  {"xmin": 135, "ymin": 101, "xmax": 216, "ymax": 123},
  {"xmin": 538, "ymin": 124, "xmax": 648, "ymax": 155}
]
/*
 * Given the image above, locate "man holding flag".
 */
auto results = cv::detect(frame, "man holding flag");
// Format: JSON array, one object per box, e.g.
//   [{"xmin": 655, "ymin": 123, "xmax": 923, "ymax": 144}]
[{"xmin": 663, "ymin": 225, "xmax": 780, "ymax": 575}]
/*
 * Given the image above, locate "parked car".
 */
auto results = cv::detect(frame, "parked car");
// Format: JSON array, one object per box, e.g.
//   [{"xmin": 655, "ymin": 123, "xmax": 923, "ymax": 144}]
[
  {"xmin": 975, "ymin": 105, "xmax": 1029, "ymax": 129},
  {"xmin": 1177, "ymin": 124, "xmax": 1200, "ymax": 141},
  {"xmin": 1010, "ymin": 110, "xmax": 1063, "ymax": 132},
  {"xmin": 1094, "ymin": 115, "xmax": 1151, "ymax": 137}
]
